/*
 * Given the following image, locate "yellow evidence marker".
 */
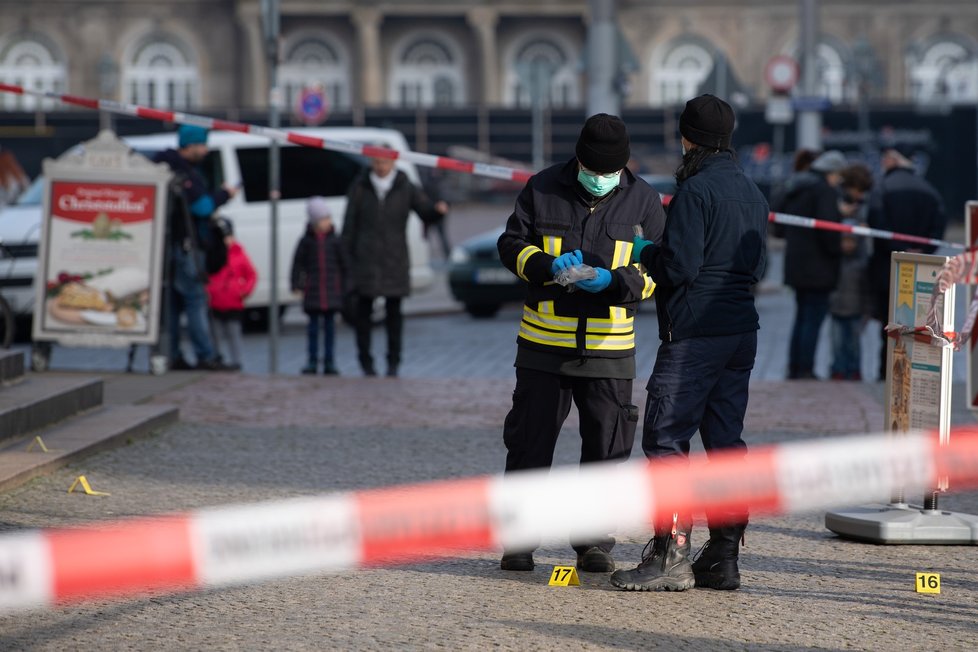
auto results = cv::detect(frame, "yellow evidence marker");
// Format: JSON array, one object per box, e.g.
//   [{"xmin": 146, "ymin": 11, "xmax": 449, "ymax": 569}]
[
  {"xmin": 548, "ymin": 565, "xmax": 580, "ymax": 586},
  {"xmin": 67, "ymin": 475, "xmax": 110, "ymax": 496},
  {"xmin": 26, "ymin": 436, "xmax": 51, "ymax": 453},
  {"xmin": 915, "ymin": 572, "xmax": 941, "ymax": 594}
]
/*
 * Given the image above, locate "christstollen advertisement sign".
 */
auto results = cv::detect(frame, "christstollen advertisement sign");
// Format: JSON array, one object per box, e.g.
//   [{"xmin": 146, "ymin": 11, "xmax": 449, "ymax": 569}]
[{"xmin": 33, "ymin": 130, "xmax": 170, "ymax": 348}]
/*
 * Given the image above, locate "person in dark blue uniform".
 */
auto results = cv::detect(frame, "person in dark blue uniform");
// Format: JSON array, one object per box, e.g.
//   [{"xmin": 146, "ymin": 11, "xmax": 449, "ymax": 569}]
[{"xmin": 611, "ymin": 95, "xmax": 769, "ymax": 592}]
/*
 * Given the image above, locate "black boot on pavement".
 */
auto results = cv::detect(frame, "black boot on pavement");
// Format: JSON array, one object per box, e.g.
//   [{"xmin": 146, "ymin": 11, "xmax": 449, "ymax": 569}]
[
  {"xmin": 692, "ymin": 523, "xmax": 746, "ymax": 590},
  {"xmin": 610, "ymin": 516, "xmax": 694, "ymax": 592},
  {"xmin": 301, "ymin": 361, "xmax": 317, "ymax": 375},
  {"xmin": 576, "ymin": 546, "xmax": 615, "ymax": 572},
  {"xmin": 322, "ymin": 360, "xmax": 339, "ymax": 375},
  {"xmin": 500, "ymin": 551, "xmax": 534, "ymax": 571}
]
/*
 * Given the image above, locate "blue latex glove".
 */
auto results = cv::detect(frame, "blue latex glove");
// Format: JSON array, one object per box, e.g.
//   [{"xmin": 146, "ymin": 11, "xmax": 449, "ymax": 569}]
[
  {"xmin": 632, "ymin": 236, "xmax": 653, "ymax": 263},
  {"xmin": 551, "ymin": 249, "xmax": 583, "ymax": 274},
  {"xmin": 575, "ymin": 267, "xmax": 611, "ymax": 293}
]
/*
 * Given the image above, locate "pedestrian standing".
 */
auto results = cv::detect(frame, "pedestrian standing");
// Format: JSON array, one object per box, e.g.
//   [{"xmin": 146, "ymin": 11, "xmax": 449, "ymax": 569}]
[
  {"xmin": 867, "ymin": 146, "xmax": 946, "ymax": 381},
  {"xmin": 828, "ymin": 164, "xmax": 873, "ymax": 381},
  {"xmin": 496, "ymin": 113, "xmax": 666, "ymax": 573},
  {"xmin": 206, "ymin": 217, "xmax": 257, "ymax": 372},
  {"xmin": 611, "ymin": 94, "xmax": 768, "ymax": 592},
  {"xmin": 153, "ymin": 124, "xmax": 236, "ymax": 371},
  {"xmin": 341, "ymin": 157, "xmax": 448, "ymax": 377},
  {"xmin": 778, "ymin": 149, "xmax": 848, "ymax": 380},
  {"xmin": 292, "ymin": 197, "xmax": 349, "ymax": 375}
]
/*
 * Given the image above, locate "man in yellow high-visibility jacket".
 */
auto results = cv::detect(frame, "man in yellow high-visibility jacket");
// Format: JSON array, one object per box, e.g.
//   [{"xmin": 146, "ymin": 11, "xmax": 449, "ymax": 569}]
[{"xmin": 496, "ymin": 113, "xmax": 665, "ymax": 573}]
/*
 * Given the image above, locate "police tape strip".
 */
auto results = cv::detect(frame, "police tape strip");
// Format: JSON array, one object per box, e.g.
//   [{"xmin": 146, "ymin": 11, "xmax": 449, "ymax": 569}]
[
  {"xmin": 0, "ymin": 82, "xmax": 964, "ymax": 251},
  {"xmin": 2, "ymin": 427, "xmax": 978, "ymax": 612}
]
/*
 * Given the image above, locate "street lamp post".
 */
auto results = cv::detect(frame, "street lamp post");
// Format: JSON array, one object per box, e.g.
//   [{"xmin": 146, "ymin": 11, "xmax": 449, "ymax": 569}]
[{"xmin": 261, "ymin": 0, "xmax": 281, "ymax": 374}]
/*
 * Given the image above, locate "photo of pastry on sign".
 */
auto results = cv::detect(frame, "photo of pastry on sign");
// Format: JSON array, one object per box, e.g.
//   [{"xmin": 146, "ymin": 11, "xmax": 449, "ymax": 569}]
[{"xmin": 45, "ymin": 267, "xmax": 149, "ymax": 331}]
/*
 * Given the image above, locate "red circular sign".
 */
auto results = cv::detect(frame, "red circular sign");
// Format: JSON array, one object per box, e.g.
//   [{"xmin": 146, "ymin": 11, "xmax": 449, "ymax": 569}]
[{"xmin": 765, "ymin": 56, "xmax": 799, "ymax": 93}]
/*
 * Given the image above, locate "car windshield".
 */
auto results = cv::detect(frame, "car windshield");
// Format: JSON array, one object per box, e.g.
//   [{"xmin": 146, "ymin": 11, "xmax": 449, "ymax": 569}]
[{"xmin": 16, "ymin": 177, "xmax": 44, "ymax": 206}]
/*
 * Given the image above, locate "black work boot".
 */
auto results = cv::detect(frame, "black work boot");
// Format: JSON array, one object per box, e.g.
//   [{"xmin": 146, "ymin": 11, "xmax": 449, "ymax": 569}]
[
  {"xmin": 610, "ymin": 518, "xmax": 694, "ymax": 592},
  {"xmin": 692, "ymin": 523, "xmax": 746, "ymax": 590},
  {"xmin": 576, "ymin": 546, "xmax": 615, "ymax": 573},
  {"xmin": 500, "ymin": 551, "xmax": 534, "ymax": 571}
]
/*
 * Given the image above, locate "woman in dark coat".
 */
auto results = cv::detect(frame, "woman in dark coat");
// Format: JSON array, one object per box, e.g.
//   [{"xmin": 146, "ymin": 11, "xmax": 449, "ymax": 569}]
[{"xmin": 341, "ymin": 156, "xmax": 448, "ymax": 377}]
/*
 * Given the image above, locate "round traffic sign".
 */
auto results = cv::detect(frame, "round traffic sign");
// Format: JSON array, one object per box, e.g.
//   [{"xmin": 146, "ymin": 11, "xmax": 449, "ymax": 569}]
[
  {"xmin": 765, "ymin": 55, "xmax": 799, "ymax": 93},
  {"xmin": 294, "ymin": 86, "xmax": 329, "ymax": 125}
]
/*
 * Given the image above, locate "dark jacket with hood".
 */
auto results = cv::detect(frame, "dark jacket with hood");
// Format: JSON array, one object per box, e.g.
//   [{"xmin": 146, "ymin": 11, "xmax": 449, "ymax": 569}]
[
  {"xmin": 291, "ymin": 224, "xmax": 349, "ymax": 314},
  {"xmin": 341, "ymin": 169, "xmax": 443, "ymax": 298},
  {"xmin": 153, "ymin": 149, "xmax": 230, "ymax": 247},
  {"xmin": 638, "ymin": 152, "xmax": 768, "ymax": 342},
  {"xmin": 776, "ymin": 170, "xmax": 843, "ymax": 291}
]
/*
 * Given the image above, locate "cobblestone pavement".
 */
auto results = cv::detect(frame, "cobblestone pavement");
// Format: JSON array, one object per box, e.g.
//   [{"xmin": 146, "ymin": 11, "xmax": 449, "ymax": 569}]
[{"xmin": 1, "ymin": 207, "xmax": 977, "ymax": 649}]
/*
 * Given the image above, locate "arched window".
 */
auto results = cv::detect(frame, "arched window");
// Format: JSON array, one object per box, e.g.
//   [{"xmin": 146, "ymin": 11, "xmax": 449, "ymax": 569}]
[
  {"xmin": 650, "ymin": 41, "xmax": 713, "ymax": 106},
  {"xmin": 504, "ymin": 35, "xmax": 580, "ymax": 109},
  {"xmin": 281, "ymin": 34, "xmax": 351, "ymax": 111},
  {"xmin": 790, "ymin": 40, "xmax": 851, "ymax": 104},
  {"xmin": 122, "ymin": 37, "xmax": 199, "ymax": 109},
  {"xmin": 907, "ymin": 38, "xmax": 978, "ymax": 104},
  {"xmin": 0, "ymin": 36, "xmax": 66, "ymax": 111},
  {"xmin": 388, "ymin": 32, "xmax": 466, "ymax": 108}
]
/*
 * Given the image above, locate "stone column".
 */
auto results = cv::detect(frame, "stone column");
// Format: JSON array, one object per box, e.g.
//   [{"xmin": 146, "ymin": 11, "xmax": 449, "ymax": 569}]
[
  {"xmin": 466, "ymin": 7, "xmax": 500, "ymax": 105},
  {"xmin": 236, "ymin": 2, "xmax": 267, "ymax": 109},
  {"xmin": 352, "ymin": 8, "xmax": 383, "ymax": 106}
]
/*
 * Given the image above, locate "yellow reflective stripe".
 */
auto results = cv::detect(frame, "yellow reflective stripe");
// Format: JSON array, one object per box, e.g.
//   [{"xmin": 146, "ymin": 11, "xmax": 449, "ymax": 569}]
[
  {"xmin": 612, "ymin": 240, "xmax": 630, "ymax": 270},
  {"xmin": 516, "ymin": 245, "xmax": 543, "ymax": 281},
  {"xmin": 519, "ymin": 322, "xmax": 577, "ymax": 348},
  {"xmin": 586, "ymin": 314, "xmax": 633, "ymax": 334},
  {"xmin": 542, "ymin": 235, "xmax": 562, "ymax": 257},
  {"xmin": 538, "ymin": 300, "xmax": 554, "ymax": 314},
  {"xmin": 585, "ymin": 332, "xmax": 635, "ymax": 350},
  {"xmin": 632, "ymin": 263, "xmax": 656, "ymax": 299},
  {"xmin": 523, "ymin": 304, "xmax": 578, "ymax": 331}
]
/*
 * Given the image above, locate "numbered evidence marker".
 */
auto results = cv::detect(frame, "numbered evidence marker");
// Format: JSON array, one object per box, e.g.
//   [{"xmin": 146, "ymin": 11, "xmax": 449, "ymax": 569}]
[
  {"xmin": 548, "ymin": 565, "xmax": 580, "ymax": 587},
  {"xmin": 915, "ymin": 572, "xmax": 941, "ymax": 594}
]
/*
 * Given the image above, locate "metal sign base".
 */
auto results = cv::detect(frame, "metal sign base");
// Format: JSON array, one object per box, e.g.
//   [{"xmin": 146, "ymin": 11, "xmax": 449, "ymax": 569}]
[{"xmin": 825, "ymin": 504, "xmax": 978, "ymax": 544}]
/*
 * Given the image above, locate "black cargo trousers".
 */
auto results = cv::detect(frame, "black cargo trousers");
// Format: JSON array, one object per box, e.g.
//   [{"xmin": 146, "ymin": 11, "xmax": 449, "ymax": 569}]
[{"xmin": 502, "ymin": 366, "xmax": 639, "ymax": 553}]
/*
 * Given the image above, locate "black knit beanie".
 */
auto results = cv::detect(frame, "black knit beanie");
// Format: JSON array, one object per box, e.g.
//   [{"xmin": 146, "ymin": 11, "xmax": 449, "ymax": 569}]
[
  {"xmin": 679, "ymin": 94, "xmax": 735, "ymax": 150},
  {"xmin": 575, "ymin": 113, "xmax": 630, "ymax": 173}
]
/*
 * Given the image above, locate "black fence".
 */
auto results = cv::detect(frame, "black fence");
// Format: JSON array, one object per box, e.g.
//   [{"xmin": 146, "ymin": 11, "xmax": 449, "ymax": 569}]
[{"xmin": 2, "ymin": 104, "xmax": 975, "ymax": 215}]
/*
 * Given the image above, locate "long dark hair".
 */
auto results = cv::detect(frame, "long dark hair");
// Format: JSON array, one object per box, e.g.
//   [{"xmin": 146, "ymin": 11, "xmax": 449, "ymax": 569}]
[{"xmin": 675, "ymin": 146, "xmax": 733, "ymax": 184}]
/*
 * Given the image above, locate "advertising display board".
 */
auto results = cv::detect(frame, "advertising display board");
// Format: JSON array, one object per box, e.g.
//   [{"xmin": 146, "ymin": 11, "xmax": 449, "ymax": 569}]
[{"xmin": 32, "ymin": 130, "xmax": 171, "ymax": 348}]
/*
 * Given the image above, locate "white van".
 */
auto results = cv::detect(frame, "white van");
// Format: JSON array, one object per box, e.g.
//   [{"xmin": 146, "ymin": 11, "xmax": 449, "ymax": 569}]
[
  {"xmin": 125, "ymin": 127, "xmax": 434, "ymax": 326},
  {"xmin": 0, "ymin": 127, "xmax": 434, "ymax": 329}
]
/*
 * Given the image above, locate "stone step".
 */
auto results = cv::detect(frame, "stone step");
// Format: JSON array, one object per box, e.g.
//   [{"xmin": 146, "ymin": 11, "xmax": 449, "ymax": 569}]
[
  {"xmin": 0, "ymin": 376, "xmax": 103, "ymax": 443},
  {"xmin": 0, "ymin": 403, "xmax": 179, "ymax": 493},
  {"xmin": 0, "ymin": 349, "xmax": 25, "ymax": 385}
]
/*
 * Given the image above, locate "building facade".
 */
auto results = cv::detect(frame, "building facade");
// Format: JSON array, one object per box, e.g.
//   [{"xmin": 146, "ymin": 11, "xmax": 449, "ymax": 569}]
[{"xmin": 1, "ymin": 0, "xmax": 977, "ymax": 114}]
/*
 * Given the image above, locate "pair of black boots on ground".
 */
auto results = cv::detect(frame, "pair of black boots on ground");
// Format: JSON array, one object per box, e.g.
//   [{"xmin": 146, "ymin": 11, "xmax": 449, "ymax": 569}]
[
  {"xmin": 500, "ymin": 517, "xmax": 746, "ymax": 591},
  {"xmin": 301, "ymin": 360, "xmax": 338, "ymax": 375}
]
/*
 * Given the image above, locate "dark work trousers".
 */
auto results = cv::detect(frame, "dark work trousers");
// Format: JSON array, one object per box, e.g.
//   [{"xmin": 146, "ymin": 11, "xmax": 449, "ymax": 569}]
[
  {"xmin": 502, "ymin": 367, "xmax": 638, "ymax": 553},
  {"xmin": 788, "ymin": 289, "xmax": 830, "ymax": 378},
  {"xmin": 642, "ymin": 332, "xmax": 756, "ymax": 526},
  {"xmin": 355, "ymin": 295, "xmax": 403, "ymax": 373}
]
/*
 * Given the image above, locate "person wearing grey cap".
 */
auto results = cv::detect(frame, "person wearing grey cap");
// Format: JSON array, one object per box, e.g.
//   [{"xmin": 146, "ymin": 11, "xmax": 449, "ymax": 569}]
[
  {"xmin": 778, "ymin": 149, "xmax": 847, "ymax": 381},
  {"xmin": 495, "ymin": 113, "xmax": 666, "ymax": 573}
]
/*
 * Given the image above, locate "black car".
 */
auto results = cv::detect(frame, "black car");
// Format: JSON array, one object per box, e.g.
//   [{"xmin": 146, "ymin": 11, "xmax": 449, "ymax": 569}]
[{"xmin": 447, "ymin": 174, "xmax": 676, "ymax": 319}]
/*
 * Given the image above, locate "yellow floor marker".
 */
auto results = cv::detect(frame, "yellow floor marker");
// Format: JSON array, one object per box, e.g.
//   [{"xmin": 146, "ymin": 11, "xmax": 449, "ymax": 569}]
[
  {"xmin": 915, "ymin": 572, "xmax": 941, "ymax": 594},
  {"xmin": 26, "ymin": 436, "xmax": 51, "ymax": 453},
  {"xmin": 67, "ymin": 475, "xmax": 110, "ymax": 496},
  {"xmin": 548, "ymin": 565, "xmax": 580, "ymax": 586}
]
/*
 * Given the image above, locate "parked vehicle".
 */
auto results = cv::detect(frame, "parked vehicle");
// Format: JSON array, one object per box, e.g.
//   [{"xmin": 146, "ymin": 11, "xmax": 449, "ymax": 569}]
[
  {"xmin": 446, "ymin": 173, "xmax": 676, "ymax": 318},
  {"xmin": 0, "ymin": 127, "xmax": 434, "ymax": 331}
]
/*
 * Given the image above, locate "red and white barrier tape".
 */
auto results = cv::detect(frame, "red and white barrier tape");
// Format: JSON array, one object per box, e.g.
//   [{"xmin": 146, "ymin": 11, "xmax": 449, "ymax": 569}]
[
  {"xmin": 0, "ymin": 83, "xmax": 533, "ymax": 185},
  {"xmin": 2, "ymin": 427, "xmax": 978, "ymax": 612},
  {"xmin": 0, "ymin": 82, "xmax": 964, "ymax": 251}
]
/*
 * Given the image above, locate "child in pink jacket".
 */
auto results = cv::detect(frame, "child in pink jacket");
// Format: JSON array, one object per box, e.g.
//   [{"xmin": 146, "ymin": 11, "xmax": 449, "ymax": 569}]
[{"xmin": 206, "ymin": 217, "xmax": 258, "ymax": 371}]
